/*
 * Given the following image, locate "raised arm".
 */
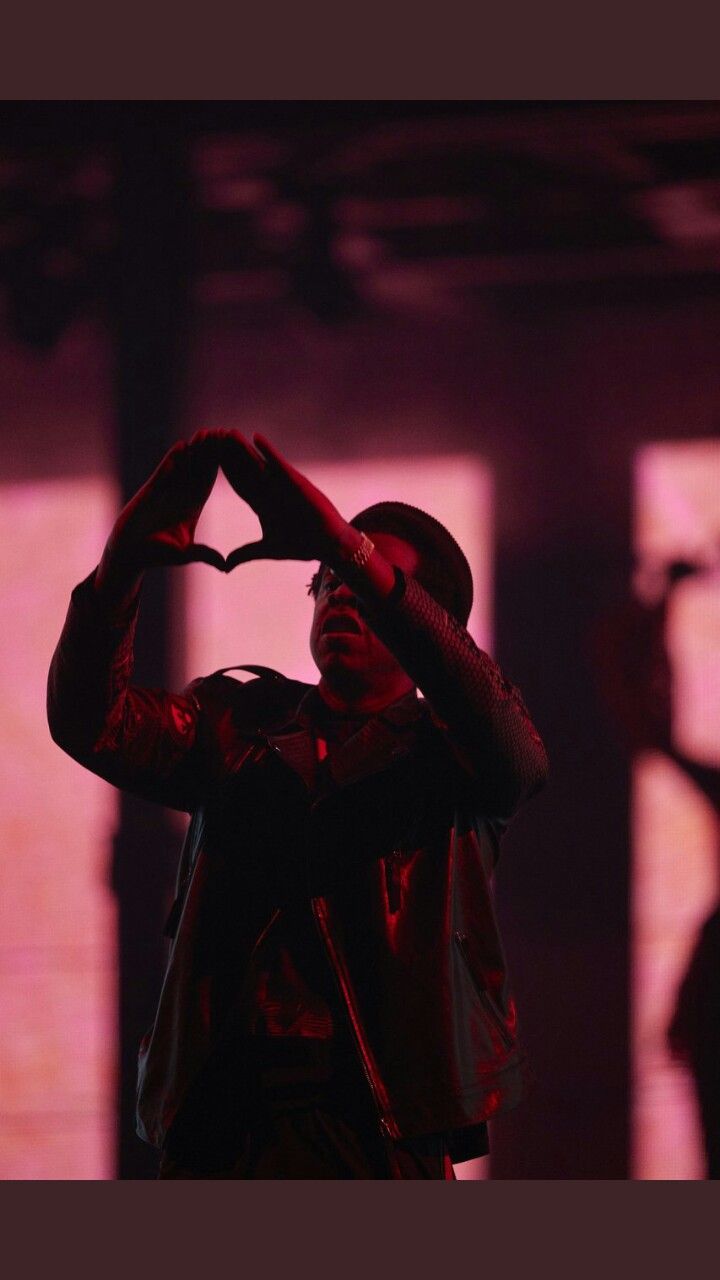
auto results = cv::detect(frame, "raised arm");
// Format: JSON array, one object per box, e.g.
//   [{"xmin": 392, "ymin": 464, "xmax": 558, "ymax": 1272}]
[
  {"xmin": 352, "ymin": 572, "xmax": 548, "ymax": 818},
  {"xmin": 47, "ymin": 431, "xmax": 226, "ymax": 811}
]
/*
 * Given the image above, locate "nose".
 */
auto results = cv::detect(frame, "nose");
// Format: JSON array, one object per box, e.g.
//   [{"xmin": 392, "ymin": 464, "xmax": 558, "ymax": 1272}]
[{"xmin": 327, "ymin": 581, "xmax": 358, "ymax": 607}]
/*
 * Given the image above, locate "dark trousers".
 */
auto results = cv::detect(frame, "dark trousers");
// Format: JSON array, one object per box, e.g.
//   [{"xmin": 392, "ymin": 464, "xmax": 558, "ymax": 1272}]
[
  {"xmin": 157, "ymin": 1033, "xmax": 456, "ymax": 1180},
  {"xmin": 158, "ymin": 1088, "xmax": 454, "ymax": 1180}
]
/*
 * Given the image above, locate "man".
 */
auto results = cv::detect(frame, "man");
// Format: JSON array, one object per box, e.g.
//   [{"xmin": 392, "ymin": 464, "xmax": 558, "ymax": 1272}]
[{"xmin": 48, "ymin": 429, "xmax": 548, "ymax": 1179}]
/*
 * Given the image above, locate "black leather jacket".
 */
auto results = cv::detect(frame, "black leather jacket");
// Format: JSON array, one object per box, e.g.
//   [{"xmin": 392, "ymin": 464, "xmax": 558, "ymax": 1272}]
[{"xmin": 47, "ymin": 567, "xmax": 548, "ymax": 1162}]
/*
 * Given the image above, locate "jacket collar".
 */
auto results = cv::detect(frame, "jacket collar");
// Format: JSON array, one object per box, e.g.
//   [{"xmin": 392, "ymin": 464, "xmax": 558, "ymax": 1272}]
[
  {"xmin": 293, "ymin": 683, "xmax": 423, "ymax": 733},
  {"xmin": 274, "ymin": 685, "xmax": 426, "ymax": 793}
]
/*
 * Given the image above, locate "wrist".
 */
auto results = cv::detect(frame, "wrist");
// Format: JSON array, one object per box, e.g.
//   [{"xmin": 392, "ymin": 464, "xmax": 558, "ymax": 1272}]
[
  {"xmin": 326, "ymin": 525, "xmax": 396, "ymax": 600},
  {"xmin": 325, "ymin": 520, "xmax": 365, "ymax": 568},
  {"xmin": 326, "ymin": 525, "xmax": 374, "ymax": 571}
]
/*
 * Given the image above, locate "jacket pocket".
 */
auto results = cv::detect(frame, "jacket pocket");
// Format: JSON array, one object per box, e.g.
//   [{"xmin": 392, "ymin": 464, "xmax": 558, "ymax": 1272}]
[{"xmin": 454, "ymin": 930, "xmax": 514, "ymax": 1052}]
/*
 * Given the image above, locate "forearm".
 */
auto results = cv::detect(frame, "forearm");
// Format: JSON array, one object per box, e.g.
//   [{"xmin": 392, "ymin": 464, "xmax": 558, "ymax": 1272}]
[
  {"xmin": 47, "ymin": 568, "xmax": 142, "ymax": 757},
  {"xmin": 334, "ymin": 535, "xmax": 548, "ymax": 814},
  {"xmin": 94, "ymin": 543, "xmax": 145, "ymax": 619},
  {"xmin": 325, "ymin": 526, "xmax": 397, "ymax": 601},
  {"xmin": 48, "ymin": 570, "xmax": 207, "ymax": 811}
]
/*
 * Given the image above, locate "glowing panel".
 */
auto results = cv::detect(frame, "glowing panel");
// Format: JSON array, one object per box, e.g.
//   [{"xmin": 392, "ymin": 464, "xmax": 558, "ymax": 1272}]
[
  {"xmin": 185, "ymin": 452, "xmax": 492, "ymax": 1178},
  {"xmin": 0, "ymin": 478, "xmax": 119, "ymax": 1179},
  {"xmin": 632, "ymin": 441, "xmax": 720, "ymax": 1179}
]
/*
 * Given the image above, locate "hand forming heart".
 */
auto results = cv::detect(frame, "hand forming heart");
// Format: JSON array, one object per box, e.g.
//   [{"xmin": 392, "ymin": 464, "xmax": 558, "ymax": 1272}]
[
  {"xmin": 101, "ymin": 430, "xmax": 227, "ymax": 575},
  {"xmin": 100, "ymin": 429, "xmax": 353, "ymax": 581},
  {"xmin": 219, "ymin": 430, "xmax": 350, "ymax": 571}
]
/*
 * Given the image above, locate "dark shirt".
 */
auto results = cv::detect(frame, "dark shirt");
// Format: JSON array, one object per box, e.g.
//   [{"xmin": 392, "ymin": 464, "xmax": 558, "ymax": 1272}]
[{"xmin": 238, "ymin": 686, "xmax": 384, "ymax": 1096}]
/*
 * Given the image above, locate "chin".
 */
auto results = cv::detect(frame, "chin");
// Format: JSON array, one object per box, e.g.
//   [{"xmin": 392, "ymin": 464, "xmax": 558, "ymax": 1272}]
[
  {"xmin": 319, "ymin": 650, "xmax": 361, "ymax": 674},
  {"xmin": 313, "ymin": 633, "xmax": 360, "ymax": 666}
]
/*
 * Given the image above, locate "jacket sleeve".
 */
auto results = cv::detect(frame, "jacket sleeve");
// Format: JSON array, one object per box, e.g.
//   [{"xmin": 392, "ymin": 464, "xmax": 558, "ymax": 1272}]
[
  {"xmin": 47, "ymin": 571, "xmax": 211, "ymax": 812},
  {"xmin": 359, "ymin": 569, "xmax": 549, "ymax": 820}
]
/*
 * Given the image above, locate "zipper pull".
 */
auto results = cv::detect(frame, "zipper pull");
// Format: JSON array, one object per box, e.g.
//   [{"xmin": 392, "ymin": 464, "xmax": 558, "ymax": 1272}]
[{"xmin": 385, "ymin": 851, "xmax": 402, "ymax": 914}]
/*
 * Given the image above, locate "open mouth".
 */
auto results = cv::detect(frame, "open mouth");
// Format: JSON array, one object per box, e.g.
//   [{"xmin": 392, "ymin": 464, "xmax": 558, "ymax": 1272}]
[{"xmin": 322, "ymin": 613, "xmax": 362, "ymax": 635}]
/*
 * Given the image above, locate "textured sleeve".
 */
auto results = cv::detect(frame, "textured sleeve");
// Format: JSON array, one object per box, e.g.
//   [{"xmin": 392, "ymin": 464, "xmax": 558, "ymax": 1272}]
[
  {"xmin": 359, "ymin": 570, "xmax": 548, "ymax": 819},
  {"xmin": 47, "ymin": 570, "xmax": 209, "ymax": 812}
]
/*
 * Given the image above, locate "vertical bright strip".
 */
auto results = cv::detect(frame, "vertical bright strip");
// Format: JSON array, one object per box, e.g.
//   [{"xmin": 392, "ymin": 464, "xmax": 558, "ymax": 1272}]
[
  {"xmin": 185, "ymin": 452, "xmax": 492, "ymax": 1177},
  {"xmin": 632, "ymin": 442, "xmax": 720, "ymax": 1179},
  {"xmin": 0, "ymin": 478, "xmax": 118, "ymax": 1179}
]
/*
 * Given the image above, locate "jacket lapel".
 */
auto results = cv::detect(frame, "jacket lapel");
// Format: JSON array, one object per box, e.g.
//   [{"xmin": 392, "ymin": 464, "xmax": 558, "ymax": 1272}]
[{"xmin": 232, "ymin": 675, "xmax": 427, "ymax": 797}]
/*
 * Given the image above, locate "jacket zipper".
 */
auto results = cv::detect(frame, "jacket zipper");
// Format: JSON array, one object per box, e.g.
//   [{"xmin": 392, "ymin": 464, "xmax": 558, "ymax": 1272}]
[
  {"xmin": 311, "ymin": 896, "xmax": 399, "ymax": 1139},
  {"xmin": 244, "ymin": 732, "xmax": 399, "ymax": 1136},
  {"xmin": 248, "ymin": 906, "xmax": 282, "ymax": 963},
  {"xmin": 454, "ymin": 931, "xmax": 514, "ymax": 1052},
  {"xmin": 230, "ymin": 735, "xmax": 274, "ymax": 774}
]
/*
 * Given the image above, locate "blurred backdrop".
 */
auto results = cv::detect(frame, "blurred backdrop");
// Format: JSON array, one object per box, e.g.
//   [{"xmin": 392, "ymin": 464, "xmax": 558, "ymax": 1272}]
[{"xmin": 1, "ymin": 101, "xmax": 719, "ymax": 1179}]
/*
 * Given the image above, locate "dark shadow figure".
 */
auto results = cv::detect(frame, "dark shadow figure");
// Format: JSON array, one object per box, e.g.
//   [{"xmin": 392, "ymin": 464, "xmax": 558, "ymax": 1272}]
[
  {"xmin": 668, "ymin": 906, "xmax": 720, "ymax": 1178},
  {"xmin": 594, "ymin": 561, "xmax": 720, "ymax": 1179}
]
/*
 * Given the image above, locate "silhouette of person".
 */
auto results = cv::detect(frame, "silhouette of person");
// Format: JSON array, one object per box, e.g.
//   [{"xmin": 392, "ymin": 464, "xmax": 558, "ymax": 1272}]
[{"xmin": 595, "ymin": 560, "xmax": 720, "ymax": 1179}]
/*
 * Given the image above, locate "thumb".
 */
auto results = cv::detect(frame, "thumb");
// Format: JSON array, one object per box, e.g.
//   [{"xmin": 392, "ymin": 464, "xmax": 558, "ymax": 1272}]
[
  {"xmin": 179, "ymin": 543, "xmax": 227, "ymax": 572},
  {"xmin": 225, "ymin": 540, "xmax": 271, "ymax": 572}
]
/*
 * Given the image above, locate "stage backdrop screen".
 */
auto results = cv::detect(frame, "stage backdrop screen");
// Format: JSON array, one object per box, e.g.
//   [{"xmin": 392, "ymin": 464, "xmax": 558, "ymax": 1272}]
[
  {"xmin": 633, "ymin": 440, "xmax": 720, "ymax": 1179},
  {"xmin": 0, "ymin": 477, "xmax": 119, "ymax": 1180}
]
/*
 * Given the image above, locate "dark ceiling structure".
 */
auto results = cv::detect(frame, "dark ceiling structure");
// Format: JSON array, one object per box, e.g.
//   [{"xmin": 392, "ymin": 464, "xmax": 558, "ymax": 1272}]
[{"xmin": 1, "ymin": 100, "xmax": 720, "ymax": 344}]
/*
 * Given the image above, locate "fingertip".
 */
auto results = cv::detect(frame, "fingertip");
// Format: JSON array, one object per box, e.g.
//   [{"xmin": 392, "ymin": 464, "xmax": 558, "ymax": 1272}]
[
  {"xmin": 191, "ymin": 429, "xmax": 217, "ymax": 451},
  {"xmin": 253, "ymin": 434, "xmax": 279, "ymax": 463}
]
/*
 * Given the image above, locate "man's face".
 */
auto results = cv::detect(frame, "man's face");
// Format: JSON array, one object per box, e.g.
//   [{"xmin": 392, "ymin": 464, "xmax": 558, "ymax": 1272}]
[{"xmin": 309, "ymin": 532, "xmax": 421, "ymax": 689}]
